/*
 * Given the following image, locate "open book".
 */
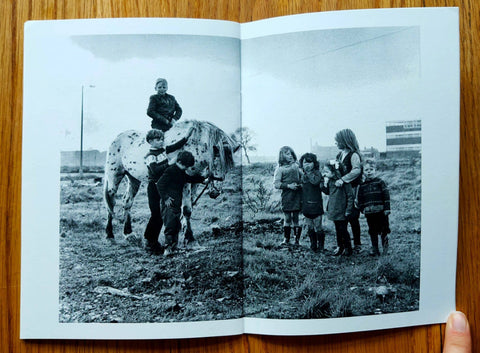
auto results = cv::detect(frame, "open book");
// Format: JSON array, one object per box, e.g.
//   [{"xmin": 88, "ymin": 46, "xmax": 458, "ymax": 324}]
[{"xmin": 21, "ymin": 8, "xmax": 460, "ymax": 339}]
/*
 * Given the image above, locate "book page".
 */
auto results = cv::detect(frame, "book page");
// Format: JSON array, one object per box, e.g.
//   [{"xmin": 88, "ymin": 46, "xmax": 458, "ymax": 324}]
[
  {"xmin": 240, "ymin": 7, "xmax": 459, "ymax": 335},
  {"xmin": 21, "ymin": 18, "xmax": 244, "ymax": 339}
]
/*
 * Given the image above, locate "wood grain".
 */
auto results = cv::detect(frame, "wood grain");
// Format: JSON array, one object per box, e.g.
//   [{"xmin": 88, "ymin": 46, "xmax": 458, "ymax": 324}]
[{"xmin": 1, "ymin": 0, "xmax": 477, "ymax": 352}]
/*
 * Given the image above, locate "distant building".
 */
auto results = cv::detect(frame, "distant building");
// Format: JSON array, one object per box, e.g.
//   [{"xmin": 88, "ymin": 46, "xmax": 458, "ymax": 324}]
[
  {"xmin": 386, "ymin": 120, "xmax": 421, "ymax": 157},
  {"xmin": 61, "ymin": 150, "xmax": 107, "ymax": 168},
  {"xmin": 311, "ymin": 145, "xmax": 381, "ymax": 162},
  {"xmin": 311, "ymin": 144, "xmax": 338, "ymax": 162},
  {"xmin": 361, "ymin": 147, "xmax": 380, "ymax": 159}
]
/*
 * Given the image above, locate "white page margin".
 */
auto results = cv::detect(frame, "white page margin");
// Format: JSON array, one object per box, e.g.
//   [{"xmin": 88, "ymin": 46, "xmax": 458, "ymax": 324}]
[
  {"xmin": 241, "ymin": 7, "xmax": 459, "ymax": 335},
  {"xmin": 20, "ymin": 17, "xmax": 243, "ymax": 340}
]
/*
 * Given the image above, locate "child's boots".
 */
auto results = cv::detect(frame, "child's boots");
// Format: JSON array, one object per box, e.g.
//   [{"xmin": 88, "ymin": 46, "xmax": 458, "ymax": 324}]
[
  {"xmin": 281, "ymin": 226, "xmax": 291, "ymax": 245},
  {"xmin": 316, "ymin": 230, "xmax": 325, "ymax": 252},
  {"xmin": 307, "ymin": 228, "xmax": 317, "ymax": 252},
  {"xmin": 381, "ymin": 234, "xmax": 389, "ymax": 254},
  {"xmin": 294, "ymin": 226, "xmax": 302, "ymax": 245},
  {"xmin": 369, "ymin": 233, "xmax": 381, "ymax": 256},
  {"xmin": 342, "ymin": 233, "xmax": 353, "ymax": 256}
]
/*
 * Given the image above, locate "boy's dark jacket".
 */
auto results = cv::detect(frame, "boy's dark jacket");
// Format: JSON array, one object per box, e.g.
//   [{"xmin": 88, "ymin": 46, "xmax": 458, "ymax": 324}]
[
  {"xmin": 357, "ymin": 177, "xmax": 390, "ymax": 214},
  {"xmin": 156, "ymin": 164, "xmax": 205, "ymax": 209},
  {"xmin": 147, "ymin": 93, "xmax": 182, "ymax": 131}
]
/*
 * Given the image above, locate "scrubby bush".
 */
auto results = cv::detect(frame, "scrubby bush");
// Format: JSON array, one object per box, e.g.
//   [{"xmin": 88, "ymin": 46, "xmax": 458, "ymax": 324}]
[{"xmin": 243, "ymin": 177, "xmax": 280, "ymax": 213}]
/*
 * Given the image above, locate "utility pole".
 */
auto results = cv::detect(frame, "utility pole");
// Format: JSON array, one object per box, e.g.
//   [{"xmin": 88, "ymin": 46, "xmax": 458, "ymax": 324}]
[
  {"xmin": 79, "ymin": 84, "xmax": 95, "ymax": 177},
  {"xmin": 80, "ymin": 85, "xmax": 84, "ymax": 177}
]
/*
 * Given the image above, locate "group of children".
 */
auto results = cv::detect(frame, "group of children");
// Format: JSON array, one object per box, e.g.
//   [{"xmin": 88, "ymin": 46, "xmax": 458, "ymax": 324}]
[
  {"xmin": 143, "ymin": 78, "xmax": 203, "ymax": 257},
  {"xmin": 273, "ymin": 129, "xmax": 391, "ymax": 257},
  {"xmin": 142, "ymin": 78, "xmax": 390, "ymax": 258}
]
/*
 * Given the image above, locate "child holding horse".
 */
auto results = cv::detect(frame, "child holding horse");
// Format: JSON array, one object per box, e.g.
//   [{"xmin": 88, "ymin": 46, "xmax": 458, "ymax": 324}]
[
  {"xmin": 147, "ymin": 78, "xmax": 182, "ymax": 132},
  {"xmin": 299, "ymin": 153, "xmax": 325, "ymax": 252},
  {"xmin": 321, "ymin": 162, "xmax": 354, "ymax": 256},
  {"xmin": 143, "ymin": 128, "xmax": 193, "ymax": 255},
  {"xmin": 273, "ymin": 146, "xmax": 302, "ymax": 245},
  {"xmin": 156, "ymin": 151, "xmax": 207, "ymax": 256}
]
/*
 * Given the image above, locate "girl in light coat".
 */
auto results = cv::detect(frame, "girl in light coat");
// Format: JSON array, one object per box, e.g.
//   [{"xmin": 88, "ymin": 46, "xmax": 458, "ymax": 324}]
[{"xmin": 273, "ymin": 146, "xmax": 302, "ymax": 245}]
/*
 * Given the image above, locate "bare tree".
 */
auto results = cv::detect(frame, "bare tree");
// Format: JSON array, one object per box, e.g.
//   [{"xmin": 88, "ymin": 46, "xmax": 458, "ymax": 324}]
[{"xmin": 232, "ymin": 127, "xmax": 257, "ymax": 164}]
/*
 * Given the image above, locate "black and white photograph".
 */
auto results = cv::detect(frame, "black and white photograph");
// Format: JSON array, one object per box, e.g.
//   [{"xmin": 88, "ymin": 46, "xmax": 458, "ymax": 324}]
[
  {"xmin": 54, "ymin": 33, "xmax": 244, "ymax": 323},
  {"xmin": 240, "ymin": 26, "xmax": 422, "ymax": 319},
  {"xmin": 21, "ymin": 8, "xmax": 459, "ymax": 339}
]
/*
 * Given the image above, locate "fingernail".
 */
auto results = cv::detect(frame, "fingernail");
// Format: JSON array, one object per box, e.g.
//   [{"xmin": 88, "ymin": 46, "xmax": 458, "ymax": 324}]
[{"xmin": 450, "ymin": 312, "xmax": 467, "ymax": 333}]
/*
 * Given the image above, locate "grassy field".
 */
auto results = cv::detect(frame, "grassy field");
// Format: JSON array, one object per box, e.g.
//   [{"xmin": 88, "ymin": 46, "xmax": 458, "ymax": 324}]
[
  {"xmin": 59, "ymin": 168, "xmax": 244, "ymax": 323},
  {"xmin": 242, "ymin": 159, "xmax": 421, "ymax": 318},
  {"xmin": 59, "ymin": 159, "xmax": 420, "ymax": 322}
]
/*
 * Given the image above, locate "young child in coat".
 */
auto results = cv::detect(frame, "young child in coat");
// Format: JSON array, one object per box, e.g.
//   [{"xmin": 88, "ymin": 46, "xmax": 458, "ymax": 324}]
[
  {"xmin": 356, "ymin": 159, "xmax": 391, "ymax": 256},
  {"xmin": 299, "ymin": 153, "xmax": 325, "ymax": 252},
  {"xmin": 273, "ymin": 146, "xmax": 302, "ymax": 245},
  {"xmin": 147, "ymin": 78, "xmax": 182, "ymax": 132},
  {"xmin": 320, "ymin": 162, "xmax": 354, "ymax": 256},
  {"xmin": 156, "ymin": 151, "xmax": 207, "ymax": 256},
  {"xmin": 143, "ymin": 128, "xmax": 193, "ymax": 255}
]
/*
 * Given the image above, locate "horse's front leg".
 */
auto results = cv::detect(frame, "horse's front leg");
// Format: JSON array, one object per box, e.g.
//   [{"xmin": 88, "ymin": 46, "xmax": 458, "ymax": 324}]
[
  {"xmin": 182, "ymin": 184, "xmax": 195, "ymax": 245},
  {"xmin": 106, "ymin": 213, "xmax": 114, "ymax": 239}
]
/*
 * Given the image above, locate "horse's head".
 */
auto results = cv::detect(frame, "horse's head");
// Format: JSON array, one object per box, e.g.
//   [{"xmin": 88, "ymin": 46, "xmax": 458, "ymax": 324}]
[
  {"xmin": 185, "ymin": 120, "xmax": 240, "ymax": 179},
  {"xmin": 166, "ymin": 120, "xmax": 240, "ymax": 180}
]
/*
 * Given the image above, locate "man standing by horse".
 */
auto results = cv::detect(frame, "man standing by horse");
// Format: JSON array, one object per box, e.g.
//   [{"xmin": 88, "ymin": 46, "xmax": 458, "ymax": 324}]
[{"xmin": 147, "ymin": 78, "xmax": 182, "ymax": 132}]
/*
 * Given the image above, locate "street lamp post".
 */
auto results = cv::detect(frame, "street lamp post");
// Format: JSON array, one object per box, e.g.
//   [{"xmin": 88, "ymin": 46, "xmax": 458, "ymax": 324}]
[
  {"xmin": 79, "ymin": 84, "xmax": 95, "ymax": 177},
  {"xmin": 80, "ymin": 85, "xmax": 84, "ymax": 177}
]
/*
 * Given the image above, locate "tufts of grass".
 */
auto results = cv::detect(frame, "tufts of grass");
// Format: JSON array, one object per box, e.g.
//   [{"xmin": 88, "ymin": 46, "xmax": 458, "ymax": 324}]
[
  {"xmin": 255, "ymin": 239, "xmax": 277, "ymax": 250},
  {"xmin": 376, "ymin": 258, "xmax": 401, "ymax": 284},
  {"xmin": 398, "ymin": 261, "xmax": 420, "ymax": 286},
  {"xmin": 291, "ymin": 275, "xmax": 357, "ymax": 319},
  {"xmin": 300, "ymin": 293, "xmax": 332, "ymax": 319}
]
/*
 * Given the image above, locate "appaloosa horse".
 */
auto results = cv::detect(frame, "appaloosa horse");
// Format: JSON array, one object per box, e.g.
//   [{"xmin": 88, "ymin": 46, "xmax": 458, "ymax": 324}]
[{"xmin": 103, "ymin": 120, "xmax": 239, "ymax": 242}]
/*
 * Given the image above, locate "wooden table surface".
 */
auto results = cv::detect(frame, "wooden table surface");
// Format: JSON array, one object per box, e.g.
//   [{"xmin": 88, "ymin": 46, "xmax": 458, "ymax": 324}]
[{"xmin": 1, "ymin": 1, "xmax": 478, "ymax": 352}]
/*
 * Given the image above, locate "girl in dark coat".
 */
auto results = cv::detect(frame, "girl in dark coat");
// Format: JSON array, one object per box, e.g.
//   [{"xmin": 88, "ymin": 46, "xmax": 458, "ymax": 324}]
[
  {"xmin": 299, "ymin": 153, "xmax": 325, "ymax": 252},
  {"xmin": 273, "ymin": 146, "xmax": 302, "ymax": 245}
]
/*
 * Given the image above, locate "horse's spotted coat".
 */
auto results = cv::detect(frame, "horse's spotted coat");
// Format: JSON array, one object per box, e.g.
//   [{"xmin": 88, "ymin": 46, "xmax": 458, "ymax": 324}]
[{"xmin": 104, "ymin": 120, "xmax": 239, "ymax": 240}]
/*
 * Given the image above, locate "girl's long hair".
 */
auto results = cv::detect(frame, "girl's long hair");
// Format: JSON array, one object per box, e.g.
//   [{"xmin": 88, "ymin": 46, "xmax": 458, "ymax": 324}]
[
  {"xmin": 335, "ymin": 129, "xmax": 360, "ymax": 153},
  {"xmin": 278, "ymin": 146, "xmax": 297, "ymax": 166}
]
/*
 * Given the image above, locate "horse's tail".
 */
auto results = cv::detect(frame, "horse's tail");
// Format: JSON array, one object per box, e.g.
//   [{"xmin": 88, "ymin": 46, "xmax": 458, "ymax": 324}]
[
  {"xmin": 103, "ymin": 132, "xmax": 129, "ymax": 217},
  {"xmin": 104, "ymin": 178, "xmax": 115, "ymax": 216}
]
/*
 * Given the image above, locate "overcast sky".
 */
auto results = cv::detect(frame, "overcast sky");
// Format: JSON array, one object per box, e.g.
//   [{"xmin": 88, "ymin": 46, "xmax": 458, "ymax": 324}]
[
  {"xmin": 32, "ymin": 34, "xmax": 241, "ymax": 151},
  {"xmin": 31, "ymin": 26, "xmax": 420, "ymax": 156},
  {"xmin": 242, "ymin": 26, "xmax": 420, "ymax": 157}
]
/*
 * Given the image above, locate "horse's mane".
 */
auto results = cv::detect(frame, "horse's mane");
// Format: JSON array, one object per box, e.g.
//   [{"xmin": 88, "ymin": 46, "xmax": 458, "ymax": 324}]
[{"xmin": 187, "ymin": 120, "xmax": 238, "ymax": 174}]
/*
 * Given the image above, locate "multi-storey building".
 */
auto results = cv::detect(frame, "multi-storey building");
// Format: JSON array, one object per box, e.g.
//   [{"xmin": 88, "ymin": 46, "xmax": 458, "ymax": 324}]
[{"xmin": 386, "ymin": 120, "xmax": 421, "ymax": 157}]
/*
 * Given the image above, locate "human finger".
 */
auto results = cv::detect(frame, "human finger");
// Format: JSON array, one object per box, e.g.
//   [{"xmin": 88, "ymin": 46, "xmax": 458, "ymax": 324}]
[{"xmin": 443, "ymin": 311, "xmax": 471, "ymax": 353}]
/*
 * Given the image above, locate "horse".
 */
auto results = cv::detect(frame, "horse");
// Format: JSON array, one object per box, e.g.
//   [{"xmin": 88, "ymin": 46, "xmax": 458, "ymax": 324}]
[{"xmin": 103, "ymin": 120, "xmax": 240, "ymax": 242}]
